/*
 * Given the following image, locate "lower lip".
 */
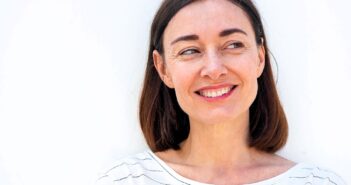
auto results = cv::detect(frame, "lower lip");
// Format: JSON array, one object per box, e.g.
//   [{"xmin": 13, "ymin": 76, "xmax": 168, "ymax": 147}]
[{"xmin": 197, "ymin": 86, "xmax": 237, "ymax": 102}]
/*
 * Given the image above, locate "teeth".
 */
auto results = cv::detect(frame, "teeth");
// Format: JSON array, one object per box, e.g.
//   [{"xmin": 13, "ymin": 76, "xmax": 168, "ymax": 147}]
[{"xmin": 199, "ymin": 86, "xmax": 232, "ymax": 98}]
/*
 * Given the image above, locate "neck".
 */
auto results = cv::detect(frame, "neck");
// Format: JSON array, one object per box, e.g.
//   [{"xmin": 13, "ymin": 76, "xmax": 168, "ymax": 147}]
[{"xmin": 177, "ymin": 111, "xmax": 258, "ymax": 168}]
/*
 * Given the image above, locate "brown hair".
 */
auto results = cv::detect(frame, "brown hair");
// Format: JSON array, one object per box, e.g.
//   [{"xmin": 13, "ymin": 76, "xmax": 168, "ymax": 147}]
[{"xmin": 139, "ymin": 0, "xmax": 288, "ymax": 153}]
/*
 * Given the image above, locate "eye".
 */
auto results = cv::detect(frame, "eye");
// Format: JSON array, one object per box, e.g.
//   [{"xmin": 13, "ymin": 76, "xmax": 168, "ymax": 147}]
[
  {"xmin": 180, "ymin": 48, "xmax": 199, "ymax": 55},
  {"xmin": 226, "ymin": 42, "xmax": 244, "ymax": 49}
]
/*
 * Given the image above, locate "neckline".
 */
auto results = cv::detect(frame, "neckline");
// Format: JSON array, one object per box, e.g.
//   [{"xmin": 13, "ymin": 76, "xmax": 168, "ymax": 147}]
[{"xmin": 147, "ymin": 150, "xmax": 303, "ymax": 185}]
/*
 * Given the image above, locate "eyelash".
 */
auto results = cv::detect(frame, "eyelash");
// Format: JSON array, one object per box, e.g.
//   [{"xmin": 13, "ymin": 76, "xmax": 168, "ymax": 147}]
[
  {"xmin": 226, "ymin": 42, "xmax": 244, "ymax": 49},
  {"xmin": 178, "ymin": 42, "xmax": 244, "ymax": 56},
  {"xmin": 179, "ymin": 48, "xmax": 199, "ymax": 56}
]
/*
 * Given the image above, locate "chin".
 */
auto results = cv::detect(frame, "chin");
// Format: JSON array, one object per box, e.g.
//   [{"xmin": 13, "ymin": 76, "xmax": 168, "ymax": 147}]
[
  {"xmin": 196, "ymin": 114, "xmax": 241, "ymax": 125},
  {"xmin": 192, "ymin": 108, "xmax": 249, "ymax": 125}
]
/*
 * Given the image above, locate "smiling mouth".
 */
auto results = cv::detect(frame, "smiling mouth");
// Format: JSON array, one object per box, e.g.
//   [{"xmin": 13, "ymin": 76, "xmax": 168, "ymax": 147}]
[{"xmin": 195, "ymin": 85, "xmax": 237, "ymax": 98}]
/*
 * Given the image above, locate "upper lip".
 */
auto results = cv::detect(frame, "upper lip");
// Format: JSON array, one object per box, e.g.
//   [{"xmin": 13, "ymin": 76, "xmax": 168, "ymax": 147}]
[{"xmin": 195, "ymin": 83, "xmax": 236, "ymax": 92}]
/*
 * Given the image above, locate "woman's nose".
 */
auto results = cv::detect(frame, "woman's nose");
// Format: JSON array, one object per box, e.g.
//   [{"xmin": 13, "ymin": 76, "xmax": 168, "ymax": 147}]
[{"xmin": 200, "ymin": 52, "xmax": 228, "ymax": 80}]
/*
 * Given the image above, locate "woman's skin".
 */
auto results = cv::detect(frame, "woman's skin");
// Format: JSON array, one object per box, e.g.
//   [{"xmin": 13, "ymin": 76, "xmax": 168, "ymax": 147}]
[{"xmin": 153, "ymin": 0, "xmax": 295, "ymax": 184}]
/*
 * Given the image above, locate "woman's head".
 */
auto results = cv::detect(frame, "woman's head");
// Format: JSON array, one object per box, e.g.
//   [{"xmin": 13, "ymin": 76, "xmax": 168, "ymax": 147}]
[{"xmin": 140, "ymin": 0, "xmax": 288, "ymax": 153}]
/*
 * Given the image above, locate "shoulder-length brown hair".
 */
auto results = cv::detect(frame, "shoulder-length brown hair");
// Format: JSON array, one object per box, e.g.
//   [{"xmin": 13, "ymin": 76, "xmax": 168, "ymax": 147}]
[{"xmin": 139, "ymin": 0, "xmax": 288, "ymax": 153}]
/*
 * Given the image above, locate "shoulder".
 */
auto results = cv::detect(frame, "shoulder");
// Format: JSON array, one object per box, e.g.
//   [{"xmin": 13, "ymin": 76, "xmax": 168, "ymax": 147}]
[
  {"xmin": 285, "ymin": 163, "xmax": 346, "ymax": 185},
  {"xmin": 95, "ymin": 150, "xmax": 173, "ymax": 185}
]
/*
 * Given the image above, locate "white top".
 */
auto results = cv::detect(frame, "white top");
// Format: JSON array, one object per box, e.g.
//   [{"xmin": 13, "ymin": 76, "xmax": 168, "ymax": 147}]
[{"xmin": 96, "ymin": 150, "xmax": 346, "ymax": 185}]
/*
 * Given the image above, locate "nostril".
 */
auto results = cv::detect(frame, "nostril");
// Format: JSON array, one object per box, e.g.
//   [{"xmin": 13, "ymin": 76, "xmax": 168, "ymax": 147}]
[{"xmin": 200, "ymin": 65, "xmax": 228, "ymax": 80}]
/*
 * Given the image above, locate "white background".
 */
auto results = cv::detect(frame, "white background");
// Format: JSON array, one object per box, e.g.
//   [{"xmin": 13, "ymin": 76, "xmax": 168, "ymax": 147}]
[{"xmin": 0, "ymin": 0, "xmax": 350, "ymax": 185}]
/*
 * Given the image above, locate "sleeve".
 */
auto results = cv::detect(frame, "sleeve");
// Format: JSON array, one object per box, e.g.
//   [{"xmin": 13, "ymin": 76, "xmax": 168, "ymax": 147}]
[
  {"xmin": 94, "ymin": 159, "xmax": 134, "ymax": 185},
  {"xmin": 95, "ymin": 175, "xmax": 114, "ymax": 185},
  {"xmin": 326, "ymin": 172, "xmax": 347, "ymax": 185},
  {"xmin": 95, "ymin": 173, "xmax": 134, "ymax": 185},
  {"xmin": 315, "ymin": 167, "xmax": 348, "ymax": 185}
]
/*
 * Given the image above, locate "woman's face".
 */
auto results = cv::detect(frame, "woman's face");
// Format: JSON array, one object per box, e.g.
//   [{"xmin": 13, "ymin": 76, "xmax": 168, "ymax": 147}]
[{"xmin": 154, "ymin": 0, "xmax": 265, "ymax": 125}]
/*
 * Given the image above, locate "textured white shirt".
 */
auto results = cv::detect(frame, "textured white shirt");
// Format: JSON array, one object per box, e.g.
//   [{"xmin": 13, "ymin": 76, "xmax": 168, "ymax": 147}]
[{"xmin": 96, "ymin": 150, "xmax": 346, "ymax": 185}]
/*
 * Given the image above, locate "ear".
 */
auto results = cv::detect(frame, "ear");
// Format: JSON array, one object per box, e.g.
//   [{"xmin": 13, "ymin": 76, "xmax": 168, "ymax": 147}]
[
  {"xmin": 153, "ymin": 50, "xmax": 174, "ymax": 88},
  {"xmin": 256, "ymin": 42, "xmax": 265, "ymax": 78}
]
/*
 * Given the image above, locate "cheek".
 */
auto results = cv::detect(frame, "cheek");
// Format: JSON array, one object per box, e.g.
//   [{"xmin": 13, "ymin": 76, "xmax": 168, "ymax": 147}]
[
  {"xmin": 172, "ymin": 78, "xmax": 191, "ymax": 98},
  {"xmin": 172, "ymin": 78, "xmax": 194, "ymax": 117},
  {"xmin": 168, "ymin": 63, "xmax": 197, "ymax": 90},
  {"xmin": 231, "ymin": 55, "xmax": 260, "ymax": 101},
  {"xmin": 232, "ymin": 56, "xmax": 260, "ymax": 81},
  {"xmin": 168, "ymin": 65, "xmax": 198, "ymax": 112}
]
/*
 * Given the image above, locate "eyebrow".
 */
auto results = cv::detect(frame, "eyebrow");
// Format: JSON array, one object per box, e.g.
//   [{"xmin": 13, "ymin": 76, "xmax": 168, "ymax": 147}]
[
  {"xmin": 170, "ymin": 28, "xmax": 247, "ymax": 45},
  {"xmin": 219, "ymin": 28, "xmax": 247, "ymax": 37},
  {"xmin": 171, "ymin": 35, "xmax": 199, "ymax": 45}
]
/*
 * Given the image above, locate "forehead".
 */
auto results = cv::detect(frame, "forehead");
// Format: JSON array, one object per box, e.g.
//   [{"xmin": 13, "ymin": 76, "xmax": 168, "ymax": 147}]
[{"xmin": 163, "ymin": 0, "xmax": 255, "ymax": 44}]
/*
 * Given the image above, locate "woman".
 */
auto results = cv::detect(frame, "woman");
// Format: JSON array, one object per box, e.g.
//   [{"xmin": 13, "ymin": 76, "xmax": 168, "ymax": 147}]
[{"xmin": 97, "ymin": 0, "xmax": 345, "ymax": 184}]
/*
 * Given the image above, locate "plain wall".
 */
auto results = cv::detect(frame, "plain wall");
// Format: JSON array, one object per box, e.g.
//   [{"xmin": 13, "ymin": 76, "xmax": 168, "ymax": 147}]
[{"xmin": 0, "ymin": 0, "xmax": 350, "ymax": 185}]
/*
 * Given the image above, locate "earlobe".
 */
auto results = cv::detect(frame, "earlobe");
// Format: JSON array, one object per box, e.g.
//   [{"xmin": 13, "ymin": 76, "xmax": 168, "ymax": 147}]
[{"xmin": 152, "ymin": 50, "xmax": 174, "ymax": 88}]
